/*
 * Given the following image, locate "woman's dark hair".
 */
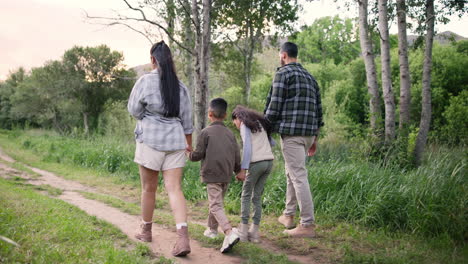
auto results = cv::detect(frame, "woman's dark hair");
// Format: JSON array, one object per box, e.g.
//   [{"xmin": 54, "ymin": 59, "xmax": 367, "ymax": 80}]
[
  {"xmin": 151, "ymin": 41, "xmax": 180, "ymax": 117},
  {"xmin": 231, "ymin": 105, "xmax": 272, "ymax": 136}
]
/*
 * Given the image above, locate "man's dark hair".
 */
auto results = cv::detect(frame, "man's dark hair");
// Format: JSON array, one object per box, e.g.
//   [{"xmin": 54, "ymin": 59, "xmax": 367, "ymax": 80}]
[
  {"xmin": 281, "ymin": 42, "xmax": 298, "ymax": 58},
  {"xmin": 209, "ymin": 98, "xmax": 228, "ymax": 118}
]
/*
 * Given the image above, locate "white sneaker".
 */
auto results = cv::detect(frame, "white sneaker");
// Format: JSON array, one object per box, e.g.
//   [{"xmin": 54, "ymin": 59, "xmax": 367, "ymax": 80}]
[
  {"xmin": 220, "ymin": 228, "xmax": 240, "ymax": 253},
  {"xmin": 203, "ymin": 228, "xmax": 218, "ymax": 239}
]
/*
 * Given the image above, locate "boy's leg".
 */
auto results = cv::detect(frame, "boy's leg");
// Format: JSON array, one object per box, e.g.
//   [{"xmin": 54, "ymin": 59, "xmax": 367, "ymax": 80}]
[
  {"xmin": 207, "ymin": 183, "xmax": 232, "ymax": 233},
  {"xmin": 207, "ymin": 209, "xmax": 219, "ymax": 231},
  {"xmin": 251, "ymin": 161, "xmax": 273, "ymax": 225}
]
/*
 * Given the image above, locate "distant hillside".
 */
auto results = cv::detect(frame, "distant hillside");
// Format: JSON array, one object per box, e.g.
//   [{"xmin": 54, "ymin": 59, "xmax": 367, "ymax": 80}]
[
  {"xmin": 131, "ymin": 63, "xmax": 152, "ymax": 78},
  {"xmin": 408, "ymin": 31, "xmax": 467, "ymax": 46}
]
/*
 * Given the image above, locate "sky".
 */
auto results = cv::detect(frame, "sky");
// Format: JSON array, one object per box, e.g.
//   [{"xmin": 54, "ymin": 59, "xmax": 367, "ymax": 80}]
[{"xmin": 1, "ymin": 0, "xmax": 467, "ymax": 80}]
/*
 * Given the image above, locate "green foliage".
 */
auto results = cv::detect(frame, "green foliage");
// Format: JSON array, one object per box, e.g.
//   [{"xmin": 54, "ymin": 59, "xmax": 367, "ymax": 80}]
[
  {"xmin": 98, "ymin": 100, "xmax": 135, "ymax": 140},
  {"xmin": 293, "ymin": 16, "xmax": 360, "ymax": 65},
  {"xmin": 441, "ymin": 90, "xmax": 468, "ymax": 144},
  {"xmin": 0, "ymin": 45, "xmax": 135, "ymax": 133}
]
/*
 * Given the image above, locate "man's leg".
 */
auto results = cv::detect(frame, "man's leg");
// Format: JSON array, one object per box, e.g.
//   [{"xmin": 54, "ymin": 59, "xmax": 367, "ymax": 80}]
[
  {"xmin": 282, "ymin": 136, "xmax": 315, "ymax": 226},
  {"xmin": 281, "ymin": 137, "xmax": 298, "ymax": 216}
]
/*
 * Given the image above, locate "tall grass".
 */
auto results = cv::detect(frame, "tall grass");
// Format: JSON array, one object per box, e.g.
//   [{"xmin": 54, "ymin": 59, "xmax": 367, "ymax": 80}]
[{"xmin": 1, "ymin": 129, "xmax": 466, "ymax": 243}]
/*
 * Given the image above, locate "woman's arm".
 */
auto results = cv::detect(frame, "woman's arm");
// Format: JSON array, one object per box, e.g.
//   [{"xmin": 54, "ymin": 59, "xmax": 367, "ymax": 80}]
[{"xmin": 127, "ymin": 77, "xmax": 146, "ymax": 120}]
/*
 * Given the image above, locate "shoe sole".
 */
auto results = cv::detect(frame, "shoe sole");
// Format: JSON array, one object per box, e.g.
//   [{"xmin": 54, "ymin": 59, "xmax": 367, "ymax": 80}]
[
  {"xmin": 173, "ymin": 250, "xmax": 191, "ymax": 257},
  {"xmin": 220, "ymin": 237, "xmax": 240, "ymax": 253},
  {"xmin": 135, "ymin": 236, "xmax": 152, "ymax": 242}
]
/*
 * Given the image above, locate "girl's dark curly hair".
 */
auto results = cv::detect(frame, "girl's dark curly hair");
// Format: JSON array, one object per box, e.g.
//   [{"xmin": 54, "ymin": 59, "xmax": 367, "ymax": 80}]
[{"xmin": 231, "ymin": 105, "xmax": 272, "ymax": 137}]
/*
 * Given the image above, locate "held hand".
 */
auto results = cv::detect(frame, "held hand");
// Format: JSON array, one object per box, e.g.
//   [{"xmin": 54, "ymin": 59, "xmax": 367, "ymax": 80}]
[
  {"xmin": 307, "ymin": 141, "xmax": 317, "ymax": 157},
  {"xmin": 185, "ymin": 145, "xmax": 193, "ymax": 153},
  {"xmin": 236, "ymin": 170, "xmax": 246, "ymax": 181}
]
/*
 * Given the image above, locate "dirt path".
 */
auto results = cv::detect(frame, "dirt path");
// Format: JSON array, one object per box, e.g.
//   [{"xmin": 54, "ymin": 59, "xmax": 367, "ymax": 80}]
[
  {"xmin": 0, "ymin": 148, "xmax": 319, "ymax": 264},
  {"xmin": 0, "ymin": 150, "xmax": 242, "ymax": 264}
]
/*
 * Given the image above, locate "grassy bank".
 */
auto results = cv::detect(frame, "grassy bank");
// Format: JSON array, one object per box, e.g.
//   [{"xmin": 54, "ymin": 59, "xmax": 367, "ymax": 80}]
[
  {"xmin": 1, "ymin": 129, "xmax": 465, "ymax": 242},
  {"xmin": 0, "ymin": 129, "xmax": 466, "ymax": 263},
  {"xmin": 0, "ymin": 178, "xmax": 164, "ymax": 263}
]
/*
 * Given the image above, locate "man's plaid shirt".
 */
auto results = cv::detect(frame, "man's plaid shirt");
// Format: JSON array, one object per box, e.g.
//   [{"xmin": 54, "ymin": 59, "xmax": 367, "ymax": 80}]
[{"xmin": 264, "ymin": 62, "xmax": 324, "ymax": 136}]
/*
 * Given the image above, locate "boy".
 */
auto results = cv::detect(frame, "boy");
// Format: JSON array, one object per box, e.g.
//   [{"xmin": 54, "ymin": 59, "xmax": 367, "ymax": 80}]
[{"xmin": 188, "ymin": 97, "xmax": 241, "ymax": 253}]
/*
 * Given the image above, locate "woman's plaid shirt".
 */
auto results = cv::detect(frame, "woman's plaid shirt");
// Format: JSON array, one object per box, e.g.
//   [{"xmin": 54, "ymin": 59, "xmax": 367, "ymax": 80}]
[{"xmin": 264, "ymin": 62, "xmax": 324, "ymax": 136}]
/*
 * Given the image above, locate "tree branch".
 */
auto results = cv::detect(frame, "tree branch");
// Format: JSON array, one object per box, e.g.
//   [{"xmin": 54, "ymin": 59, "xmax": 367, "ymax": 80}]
[{"xmin": 84, "ymin": 2, "xmax": 193, "ymax": 55}]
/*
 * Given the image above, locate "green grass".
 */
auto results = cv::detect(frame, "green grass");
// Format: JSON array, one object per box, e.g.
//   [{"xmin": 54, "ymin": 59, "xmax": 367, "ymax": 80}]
[
  {"xmin": 0, "ymin": 178, "xmax": 166, "ymax": 264},
  {"xmin": 2, "ymin": 128, "xmax": 466, "ymax": 242},
  {"xmin": 0, "ymin": 128, "xmax": 466, "ymax": 263}
]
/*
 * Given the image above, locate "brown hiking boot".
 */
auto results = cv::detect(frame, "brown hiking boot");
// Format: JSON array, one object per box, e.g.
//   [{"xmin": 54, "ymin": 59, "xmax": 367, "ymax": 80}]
[
  {"xmin": 248, "ymin": 224, "xmax": 260, "ymax": 243},
  {"xmin": 172, "ymin": 226, "xmax": 191, "ymax": 257},
  {"xmin": 283, "ymin": 224, "xmax": 316, "ymax": 238},
  {"xmin": 135, "ymin": 222, "xmax": 152, "ymax": 242},
  {"xmin": 238, "ymin": 223, "xmax": 249, "ymax": 242},
  {"xmin": 278, "ymin": 214, "xmax": 296, "ymax": 229}
]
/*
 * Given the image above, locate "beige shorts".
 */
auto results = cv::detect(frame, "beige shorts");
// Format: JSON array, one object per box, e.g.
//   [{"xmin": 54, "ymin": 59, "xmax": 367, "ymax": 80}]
[{"xmin": 134, "ymin": 142, "xmax": 187, "ymax": 171}]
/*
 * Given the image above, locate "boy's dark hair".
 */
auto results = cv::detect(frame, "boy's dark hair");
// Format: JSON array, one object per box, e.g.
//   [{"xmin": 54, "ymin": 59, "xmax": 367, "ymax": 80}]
[
  {"xmin": 280, "ymin": 42, "xmax": 298, "ymax": 58},
  {"xmin": 209, "ymin": 98, "xmax": 228, "ymax": 118},
  {"xmin": 232, "ymin": 105, "xmax": 272, "ymax": 137}
]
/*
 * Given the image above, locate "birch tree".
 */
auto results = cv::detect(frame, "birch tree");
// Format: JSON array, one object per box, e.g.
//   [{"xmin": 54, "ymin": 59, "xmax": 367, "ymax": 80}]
[
  {"xmin": 358, "ymin": 0, "xmax": 382, "ymax": 137},
  {"xmin": 378, "ymin": 0, "xmax": 395, "ymax": 141},
  {"xmin": 396, "ymin": 0, "xmax": 411, "ymax": 131},
  {"xmin": 413, "ymin": 0, "xmax": 434, "ymax": 166}
]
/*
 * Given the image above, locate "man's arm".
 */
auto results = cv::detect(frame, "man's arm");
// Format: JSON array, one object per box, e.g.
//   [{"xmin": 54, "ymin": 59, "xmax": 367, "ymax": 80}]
[{"xmin": 264, "ymin": 71, "xmax": 287, "ymax": 125}]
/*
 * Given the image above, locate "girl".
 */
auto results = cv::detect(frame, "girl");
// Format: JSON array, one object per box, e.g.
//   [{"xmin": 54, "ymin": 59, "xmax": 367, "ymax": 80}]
[{"xmin": 232, "ymin": 105, "xmax": 274, "ymax": 243}]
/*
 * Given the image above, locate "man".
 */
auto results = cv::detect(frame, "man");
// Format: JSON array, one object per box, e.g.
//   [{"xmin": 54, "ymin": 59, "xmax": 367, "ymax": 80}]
[{"xmin": 264, "ymin": 42, "xmax": 324, "ymax": 238}]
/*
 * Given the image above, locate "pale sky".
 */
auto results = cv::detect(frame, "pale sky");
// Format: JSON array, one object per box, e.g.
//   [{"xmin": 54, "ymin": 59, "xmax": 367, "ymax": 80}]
[{"xmin": 1, "ymin": 0, "xmax": 467, "ymax": 80}]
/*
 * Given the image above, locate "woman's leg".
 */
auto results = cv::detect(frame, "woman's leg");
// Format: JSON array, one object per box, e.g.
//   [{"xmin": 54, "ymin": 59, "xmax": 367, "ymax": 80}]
[
  {"xmin": 139, "ymin": 165, "xmax": 159, "ymax": 222},
  {"xmin": 162, "ymin": 168, "xmax": 187, "ymax": 224}
]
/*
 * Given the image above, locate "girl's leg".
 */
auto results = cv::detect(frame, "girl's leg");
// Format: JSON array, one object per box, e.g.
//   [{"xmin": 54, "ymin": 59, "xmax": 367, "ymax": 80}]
[
  {"xmin": 139, "ymin": 165, "xmax": 159, "ymax": 222},
  {"xmin": 162, "ymin": 168, "xmax": 187, "ymax": 224},
  {"xmin": 241, "ymin": 177, "xmax": 255, "ymax": 225},
  {"xmin": 252, "ymin": 161, "xmax": 273, "ymax": 225}
]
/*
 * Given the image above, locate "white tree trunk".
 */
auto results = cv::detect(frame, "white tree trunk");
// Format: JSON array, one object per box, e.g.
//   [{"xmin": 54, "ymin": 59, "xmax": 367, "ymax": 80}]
[
  {"xmin": 358, "ymin": 0, "xmax": 381, "ymax": 137},
  {"xmin": 191, "ymin": 0, "xmax": 211, "ymax": 135},
  {"xmin": 397, "ymin": 0, "xmax": 411, "ymax": 131},
  {"xmin": 378, "ymin": 0, "xmax": 396, "ymax": 142},
  {"xmin": 414, "ymin": 0, "xmax": 435, "ymax": 166}
]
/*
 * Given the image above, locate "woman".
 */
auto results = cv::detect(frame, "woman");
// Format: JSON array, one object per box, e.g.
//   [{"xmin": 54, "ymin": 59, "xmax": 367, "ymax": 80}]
[{"xmin": 127, "ymin": 41, "xmax": 193, "ymax": 257}]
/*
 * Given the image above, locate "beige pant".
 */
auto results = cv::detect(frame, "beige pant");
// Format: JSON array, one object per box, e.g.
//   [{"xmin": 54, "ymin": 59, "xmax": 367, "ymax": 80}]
[
  {"xmin": 280, "ymin": 135, "xmax": 316, "ymax": 225},
  {"xmin": 206, "ymin": 183, "xmax": 232, "ymax": 232}
]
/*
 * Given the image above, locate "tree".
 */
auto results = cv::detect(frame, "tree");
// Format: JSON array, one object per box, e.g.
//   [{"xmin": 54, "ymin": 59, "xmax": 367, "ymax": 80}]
[
  {"xmin": 396, "ymin": 0, "xmax": 411, "ymax": 131},
  {"xmin": 86, "ymin": 0, "xmax": 213, "ymax": 133},
  {"xmin": 294, "ymin": 16, "xmax": 360, "ymax": 65},
  {"xmin": 216, "ymin": 0, "xmax": 299, "ymax": 102},
  {"xmin": 378, "ymin": 0, "xmax": 396, "ymax": 141},
  {"xmin": 62, "ymin": 45, "xmax": 134, "ymax": 133},
  {"xmin": 358, "ymin": 0, "xmax": 382, "ymax": 137},
  {"xmin": 0, "ymin": 68, "xmax": 26, "ymax": 128},
  {"xmin": 9, "ymin": 62, "xmax": 81, "ymax": 131}
]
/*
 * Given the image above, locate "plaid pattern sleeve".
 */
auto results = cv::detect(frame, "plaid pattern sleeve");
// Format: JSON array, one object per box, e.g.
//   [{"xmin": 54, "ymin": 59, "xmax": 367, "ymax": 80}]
[
  {"xmin": 128, "ymin": 70, "xmax": 193, "ymax": 151},
  {"xmin": 264, "ymin": 63, "xmax": 324, "ymax": 136}
]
